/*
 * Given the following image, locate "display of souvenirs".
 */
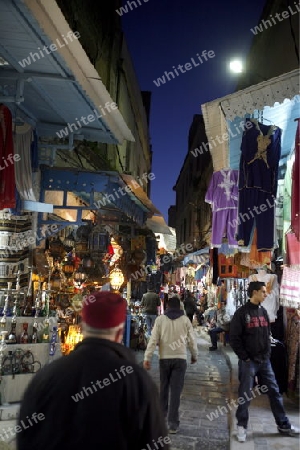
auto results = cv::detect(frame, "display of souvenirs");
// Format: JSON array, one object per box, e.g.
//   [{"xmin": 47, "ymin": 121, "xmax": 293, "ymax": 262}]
[{"xmin": 61, "ymin": 325, "xmax": 83, "ymax": 355}]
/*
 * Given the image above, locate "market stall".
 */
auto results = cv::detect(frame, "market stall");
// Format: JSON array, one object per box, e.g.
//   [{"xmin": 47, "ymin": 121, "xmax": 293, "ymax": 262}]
[{"xmin": 201, "ymin": 68, "xmax": 300, "ymax": 400}]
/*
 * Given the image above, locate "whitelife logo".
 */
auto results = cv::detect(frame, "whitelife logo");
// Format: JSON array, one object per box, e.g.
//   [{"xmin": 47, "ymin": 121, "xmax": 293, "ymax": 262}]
[
  {"xmin": 116, "ymin": 0, "xmax": 150, "ymax": 16},
  {"xmin": 206, "ymin": 385, "xmax": 268, "ymax": 421},
  {"xmin": 71, "ymin": 365, "xmax": 133, "ymax": 402},
  {"xmin": 250, "ymin": 2, "xmax": 300, "ymax": 35},
  {"xmin": 153, "ymin": 50, "xmax": 215, "ymax": 87},
  {"xmin": 18, "ymin": 31, "xmax": 80, "ymax": 68}
]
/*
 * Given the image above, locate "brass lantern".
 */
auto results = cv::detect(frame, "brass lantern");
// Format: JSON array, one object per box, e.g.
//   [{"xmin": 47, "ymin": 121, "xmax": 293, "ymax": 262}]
[
  {"xmin": 61, "ymin": 255, "xmax": 75, "ymax": 278},
  {"xmin": 73, "ymin": 264, "xmax": 88, "ymax": 289},
  {"xmin": 109, "ymin": 267, "xmax": 124, "ymax": 290},
  {"xmin": 64, "ymin": 232, "xmax": 75, "ymax": 252}
]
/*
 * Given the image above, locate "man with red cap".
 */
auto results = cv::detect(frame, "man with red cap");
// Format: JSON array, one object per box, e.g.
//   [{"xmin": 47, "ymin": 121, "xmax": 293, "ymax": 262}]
[{"xmin": 17, "ymin": 291, "xmax": 170, "ymax": 450}]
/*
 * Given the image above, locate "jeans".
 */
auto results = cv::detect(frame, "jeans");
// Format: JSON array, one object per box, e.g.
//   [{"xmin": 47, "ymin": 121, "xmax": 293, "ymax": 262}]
[
  {"xmin": 208, "ymin": 326, "xmax": 224, "ymax": 347},
  {"xmin": 145, "ymin": 314, "xmax": 157, "ymax": 336},
  {"xmin": 236, "ymin": 359, "xmax": 290, "ymax": 429},
  {"xmin": 159, "ymin": 358, "xmax": 187, "ymax": 429}
]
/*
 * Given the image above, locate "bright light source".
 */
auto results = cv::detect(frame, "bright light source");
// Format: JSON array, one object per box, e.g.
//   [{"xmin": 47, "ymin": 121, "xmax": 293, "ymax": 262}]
[{"xmin": 229, "ymin": 60, "xmax": 244, "ymax": 73}]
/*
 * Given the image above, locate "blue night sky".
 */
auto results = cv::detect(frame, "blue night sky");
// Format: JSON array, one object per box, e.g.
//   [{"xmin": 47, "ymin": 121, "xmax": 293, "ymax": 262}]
[{"xmin": 121, "ymin": 0, "xmax": 265, "ymax": 221}]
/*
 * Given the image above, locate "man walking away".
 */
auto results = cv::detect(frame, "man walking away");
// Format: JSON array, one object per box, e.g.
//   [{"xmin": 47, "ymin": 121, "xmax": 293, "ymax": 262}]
[
  {"xmin": 140, "ymin": 287, "xmax": 161, "ymax": 336},
  {"xmin": 143, "ymin": 296, "xmax": 198, "ymax": 435},
  {"xmin": 230, "ymin": 281, "xmax": 299, "ymax": 443},
  {"xmin": 17, "ymin": 292, "xmax": 170, "ymax": 450},
  {"xmin": 183, "ymin": 291, "xmax": 198, "ymax": 323}
]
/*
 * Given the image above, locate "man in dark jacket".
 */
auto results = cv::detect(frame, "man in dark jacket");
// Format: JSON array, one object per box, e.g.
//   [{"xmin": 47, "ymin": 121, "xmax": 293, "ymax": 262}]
[
  {"xmin": 230, "ymin": 281, "xmax": 299, "ymax": 443},
  {"xmin": 17, "ymin": 292, "xmax": 170, "ymax": 450},
  {"xmin": 140, "ymin": 287, "xmax": 161, "ymax": 336},
  {"xmin": 183, "ymin": 292, "xmax": 198, "ymax": 323}
]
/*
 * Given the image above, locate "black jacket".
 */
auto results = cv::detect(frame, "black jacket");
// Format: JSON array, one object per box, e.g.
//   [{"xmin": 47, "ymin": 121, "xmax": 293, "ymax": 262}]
[
  {"xmin": 229, "ymin": 301, "xmax": 271, "ymax": 363},
  {"xmin": 17, "ymin": 338, "xmax": 169, "ymax": 450},
  {"xmin": 140, "ymin": 291, "xmax": 161, "ymax": 314},
  {"xmin": 183, "ymin": 297, "xmax": 198, "ymax": 316}
]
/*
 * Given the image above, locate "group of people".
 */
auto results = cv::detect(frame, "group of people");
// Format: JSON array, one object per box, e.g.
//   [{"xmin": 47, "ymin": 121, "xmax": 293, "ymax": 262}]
[
  {"xmin": 140, "ymin": 286, "xmax": 231, "ymax": 354},
  {"xmin": 16, "ymin": 282, "xmax": 298, "ymax": 449}
]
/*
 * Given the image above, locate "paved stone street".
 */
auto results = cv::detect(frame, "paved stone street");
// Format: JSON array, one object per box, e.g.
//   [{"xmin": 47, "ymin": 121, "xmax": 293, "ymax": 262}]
[
  {"xmin": 136, "ymin": 331, "xmax": 231, "ymax": 450},
  {"xmin": 0, "ymin": 327, "xmax": 298, "ymax": 450},
  {"xmin": 136, "ymin": 327, "xmax": 300, "ymax": 450}
]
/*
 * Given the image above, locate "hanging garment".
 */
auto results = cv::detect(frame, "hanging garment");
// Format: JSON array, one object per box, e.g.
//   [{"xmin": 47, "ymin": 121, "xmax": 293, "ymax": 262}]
[
  {"xmin": 239, "ymin": 228, "xmax": 272, "ymax": 268},
  {"xmin": 282, "ymin": 156, "xmax": 294, "ymax": 252},
  {"xmin": 226, "ymin": 288, "xmax": 237, "ymax": 316},
  {"xmin": 237, "ymin": 119, "xmax": 281, "ymax": 250},
  {"xmin": 286, "ymin": 312, "xmax": 299, "ymax": 392},
  {"xmin": 285, "ymin": 231, "xmax": 300, "ymax": 265},
  {"xmin": 275, "ymin": 179, "xmax": 284, "ymax": 238},
  {"xmin": 238, "ymin": 119, "xmax": 281, "ymax": 194},
  {"xmin": 291, "ymin": 118, "xmax": 300, "ymax": 240},
  {"xmin": 249, "ymin": 271, "xmax": 279, "ymax": 322},
  {"xmin": 0, "ymin": 105, "xmax": 16, "ymax": 208},
  {"xmin": 280, "ymin": 266, "xmax": 300, "ymax": 308},
  {"xmin": 205, "ymin": 169, "xmax": 239, "ymax": 247},
  {"xmin": 13, "ymin": 124, "xmax": 36, "ymax": 201},
  {"xmin": 237, "ymin": 190, "xmax": 276, "ymax": 250}
]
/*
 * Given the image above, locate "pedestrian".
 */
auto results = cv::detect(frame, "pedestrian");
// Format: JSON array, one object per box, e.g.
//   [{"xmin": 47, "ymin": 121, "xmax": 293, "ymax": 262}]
[
  {"xmin": 183, "ymin": 291, "xmax": 198, "ymax": 323},
  {"xmin": 140, "ymin": 286, "xmax": 161, "ymax": 336},
  {"xmin": 208, "ymin": 300, "xmax": 230, "ymax": 350},
  {"xmin": 230, "ymin": 281, "xmax": 299, "ymax": 443},
  {"xmin": 143, "ymin": 296, "xmax": 198, "ymax": 434},
  {"xmin": 17, "ymin": 292, "xmax": 170, "ymax": 450}
]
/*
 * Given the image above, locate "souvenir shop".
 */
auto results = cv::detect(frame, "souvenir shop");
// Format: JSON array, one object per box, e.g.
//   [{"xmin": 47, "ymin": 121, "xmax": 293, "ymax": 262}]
[{"xmin": 199, "ymin": 68, "xmax": 300, "ymax": 400}]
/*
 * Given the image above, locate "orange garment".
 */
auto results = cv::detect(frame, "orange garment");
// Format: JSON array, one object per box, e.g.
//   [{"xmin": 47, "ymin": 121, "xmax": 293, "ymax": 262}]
[{"xmin": 249, "ymin": 228, "xmax": 271, "ymax": 268}]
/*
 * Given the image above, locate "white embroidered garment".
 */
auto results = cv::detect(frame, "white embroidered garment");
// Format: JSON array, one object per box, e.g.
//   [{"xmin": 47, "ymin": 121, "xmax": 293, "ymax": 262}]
[{"xmin": 248, "ymin": 270, "xmax": 279, "ymax": 322}]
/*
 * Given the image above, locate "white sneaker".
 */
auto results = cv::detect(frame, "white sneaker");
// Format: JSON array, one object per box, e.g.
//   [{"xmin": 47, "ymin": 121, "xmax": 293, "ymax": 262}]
[{"xmin": 237, "ymin": 426, "xmax": 247, "ymax": 442}]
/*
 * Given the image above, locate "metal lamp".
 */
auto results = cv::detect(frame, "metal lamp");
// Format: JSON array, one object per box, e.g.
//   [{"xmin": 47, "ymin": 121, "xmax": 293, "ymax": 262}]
[
  {"xmin": 73, "ymin": 264, "xmax": 88, "ymax": 289},
  {"xmin": 64, "ymin": 232, "xmax": 75, "ymax": 252},
  {"xmin": 109, "ymin": 267, "xmax": 124, "ymax": 290},
  {"xmin": 61, "ymin": 255, "xmax": 75, "ymax": 278}
]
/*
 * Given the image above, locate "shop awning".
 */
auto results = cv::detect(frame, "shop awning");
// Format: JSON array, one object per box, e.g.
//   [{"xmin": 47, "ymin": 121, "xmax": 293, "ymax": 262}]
[
  {"xmin": 38, "ymin": 167, "xmax": 151, "ymax": 229},
  {"xmin": 146, "ymin": 216, "xmax": 174, "ymax": 235},
  {"xmin": 183, "ymin": 247, "xmax": 210, "ymax": 265},
  {"xmin": 120, "ymin": 174, "xmax": 162, "ymax": 216},
  {"xmin": 0, "ymin": 0, "xmax": 134, "ymax": 144},
  {"xmin": 201, "ymin": 69, "xmax": 300, "ymax": 171}
]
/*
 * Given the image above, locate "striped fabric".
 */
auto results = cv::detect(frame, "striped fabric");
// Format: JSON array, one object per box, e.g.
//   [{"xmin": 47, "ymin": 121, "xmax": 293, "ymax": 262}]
[{"xmin": 280, "ymin": 266, "xmax": 300, "ymax": 308}]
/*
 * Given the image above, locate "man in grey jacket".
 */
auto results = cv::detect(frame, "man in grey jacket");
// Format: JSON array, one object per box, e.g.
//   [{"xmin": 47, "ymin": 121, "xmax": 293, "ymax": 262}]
[
  {"xmin": 143, "ymin": 296, "xmax": 198, "ymax": 434},
  {"xmin": 140, "ymin": 288, "xmax": 161, "ymax": 336}
]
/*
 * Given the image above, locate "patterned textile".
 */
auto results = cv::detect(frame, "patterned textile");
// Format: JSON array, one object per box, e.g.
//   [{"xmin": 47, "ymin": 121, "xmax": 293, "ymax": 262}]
[
  {"xmin": 280, "ymin": 266, "xmax": 300, "ymax": 308},
  {"xmin": 286, "ymin": 232, "xmax": 300, "ymax": 265}
]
